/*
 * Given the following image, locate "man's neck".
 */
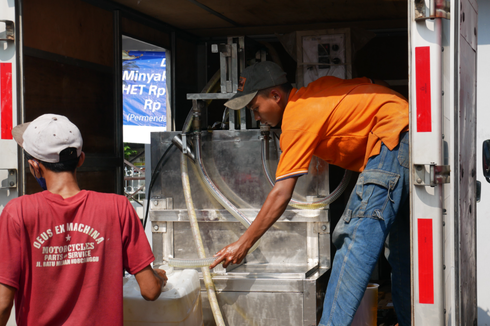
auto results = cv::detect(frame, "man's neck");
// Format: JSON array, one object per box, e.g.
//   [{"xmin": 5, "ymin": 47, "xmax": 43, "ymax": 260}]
[{"xmin": 44, "ymin": 170, "xmax": 81, "ymax": 199}]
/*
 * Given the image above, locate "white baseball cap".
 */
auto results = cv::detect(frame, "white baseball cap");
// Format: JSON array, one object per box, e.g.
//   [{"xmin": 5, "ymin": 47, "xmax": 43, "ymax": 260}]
[{"xmin": 12, "ymin": 114, "xmax": 83, "ymax": 163}]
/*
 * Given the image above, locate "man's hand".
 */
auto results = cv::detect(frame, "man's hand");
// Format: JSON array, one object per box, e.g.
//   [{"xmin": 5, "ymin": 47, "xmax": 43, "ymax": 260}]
[
  {"xmin": 153, "ymin": 268, "xmax": 168, "ymax": 289},
  {"xmin": 209, "ymin": 177, "xmax": 298, "ymax": 270},
  {"xmin": 134, "ymin": 265, "xmax": 168, "ymax": 301},
  {"xmin": 210, "ymin": 237, "xmax": 251, "ymax": 269}
]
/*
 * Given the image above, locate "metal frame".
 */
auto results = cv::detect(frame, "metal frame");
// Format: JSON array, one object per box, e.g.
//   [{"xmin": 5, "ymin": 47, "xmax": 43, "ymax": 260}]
[
  {"xmin": 113, "ymin": 9, "xmax": 124, "ymax": 195},
  {"xmin": 0, "ymin": 0, "xmax": 20, "ymax": 209},
  {"xmin": 187, "ymin": 37, "xmax": 263, "ymax": 131},
  {"xmin": 409, "ymin": 1, "xmax": 445, "ymax": 323},
  {"xmin": 409, "ymin": 0, "xmax": 478, "ymax": 324}
]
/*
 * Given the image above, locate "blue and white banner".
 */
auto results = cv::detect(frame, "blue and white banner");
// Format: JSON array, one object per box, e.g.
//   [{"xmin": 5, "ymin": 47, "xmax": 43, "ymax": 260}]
[{"xmin": 122, "ymin": 51, "xmax": 167, "ymax": 143}]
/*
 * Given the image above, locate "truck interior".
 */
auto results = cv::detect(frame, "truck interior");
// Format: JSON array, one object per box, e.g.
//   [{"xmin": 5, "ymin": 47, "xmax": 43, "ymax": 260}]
[
  {"xmin": 19, "ymin": 0, "xmax": 408, "ymax": 192},
  {"xmin": 17, "ymin": 0, "xmax": 410, "ymax": 324}
]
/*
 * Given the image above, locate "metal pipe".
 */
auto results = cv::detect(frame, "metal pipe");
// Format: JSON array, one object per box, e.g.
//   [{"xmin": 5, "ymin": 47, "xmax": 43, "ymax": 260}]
[{"xmin": 171, "ymin": 134, "xmax": 195, "ymax": 162}]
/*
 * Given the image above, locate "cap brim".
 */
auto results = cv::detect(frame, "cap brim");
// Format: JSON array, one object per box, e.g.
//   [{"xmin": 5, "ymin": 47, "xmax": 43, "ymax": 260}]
[
  {"xmin": 224, "ymin": 91, "xmax": 258, "ymax": 110},
  {"xmin": 12, "ymin": 122, "xmax": 31, "ymax": 148}
]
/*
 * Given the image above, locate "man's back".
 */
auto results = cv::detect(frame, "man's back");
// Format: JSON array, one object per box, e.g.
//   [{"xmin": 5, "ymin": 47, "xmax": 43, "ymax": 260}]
[
  {"xmin": 0, "ymin": 190, "xmax": 153, "ymax": 326},
  {"xmin": 278, "ymin": 76, "xmax": 409, "ymax": 179}
]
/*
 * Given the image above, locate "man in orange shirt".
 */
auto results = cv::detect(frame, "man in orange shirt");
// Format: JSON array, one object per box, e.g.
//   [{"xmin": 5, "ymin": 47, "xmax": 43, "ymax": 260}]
[{"xmin": 210, "ymin": 61, "xmax": 410, "ymax": 326}]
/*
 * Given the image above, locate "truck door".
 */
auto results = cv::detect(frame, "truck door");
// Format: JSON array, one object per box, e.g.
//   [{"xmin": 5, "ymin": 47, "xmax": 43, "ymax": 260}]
[
  {"xmin": 0, "ymin": 0, "xmax": 20, "ymax": 213},
  {"xmin": 409, "ymin": 0, "xmax": 477, "ymax": 325},
  {"xmin": 477, "ymin": 3, "xmax": 490, "ymax": 325}
]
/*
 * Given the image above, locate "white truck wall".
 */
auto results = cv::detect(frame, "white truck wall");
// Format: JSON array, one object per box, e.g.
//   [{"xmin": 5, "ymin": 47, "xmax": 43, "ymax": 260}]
[
  {"xmin": 0, "ymin": 1, "xmax": 19, "ymax": 214},
  {"xmin": 477, "ymin": 1, "xmax": 490, "ymax": 325}
]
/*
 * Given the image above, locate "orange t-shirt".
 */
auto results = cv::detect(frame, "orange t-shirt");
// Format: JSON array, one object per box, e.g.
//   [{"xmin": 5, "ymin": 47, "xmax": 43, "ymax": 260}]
[{"xmin": 275, "ymin": 76, "xmax": 409, "ymax": 181}]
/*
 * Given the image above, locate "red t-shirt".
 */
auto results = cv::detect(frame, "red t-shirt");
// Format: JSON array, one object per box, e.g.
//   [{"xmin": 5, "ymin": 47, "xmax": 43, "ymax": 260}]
[
  {"xmin": 276, "ymin": 76, "xmax": 409, "ymax": 180},
  {"xmin": 0, "ymin": 190, "xmax": 154, "ymax": 326}
]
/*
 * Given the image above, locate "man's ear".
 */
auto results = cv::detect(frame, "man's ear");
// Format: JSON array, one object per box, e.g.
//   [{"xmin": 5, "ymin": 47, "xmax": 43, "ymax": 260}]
[
  {"xmin": 27, "ymin": 159, "xmax": 42, "ymax": 177},
  {"xmin": 270, "ymin": 89, "xmax": 281, "ymax": 103},
  {"xmin": 77, "ymin": 152, "xmax": 85, "ymax": 168},
  {"xmin": 27, "ymin": 159, "xmax": 37, "ymax": 170}
]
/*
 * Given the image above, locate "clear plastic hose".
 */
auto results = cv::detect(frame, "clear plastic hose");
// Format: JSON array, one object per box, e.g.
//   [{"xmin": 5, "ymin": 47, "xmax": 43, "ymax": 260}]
[
  {"xmin": 168, "ymin": 107, "xmax": 260, "ymax": 269},
  {"xmin": 261, "ymin": 127, "xmax": 352, "ymax": 209},
  {"xmin": 195, "ymin": 134, "xmax": 252, "ymax": 227},
  {"xmin": 288, "ymin": 171, "xmax": 352, "ymax": 209},
  {"xmin": 168, "ymin": 132, "xmax": 261, "ymax": 266},
  {"xmin": 168, "ymin": 257, "xmax": 217, "ymax": 269}
]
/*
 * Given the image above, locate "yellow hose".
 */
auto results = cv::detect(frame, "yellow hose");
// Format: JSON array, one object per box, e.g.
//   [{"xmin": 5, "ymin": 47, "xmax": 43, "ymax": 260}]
[
  {"xmin": 181, "ymin": 148, "xmax": 226, "ymax": 326},
  {"xmin": 179, "ymin": 70, "xmax": 226, "ymax": 326}
]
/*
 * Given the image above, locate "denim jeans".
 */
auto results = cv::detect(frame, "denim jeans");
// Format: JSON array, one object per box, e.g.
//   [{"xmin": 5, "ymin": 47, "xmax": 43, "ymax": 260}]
[{"xmin": 319, "ymin": 132, "xmax": 410, "ymax": 326}]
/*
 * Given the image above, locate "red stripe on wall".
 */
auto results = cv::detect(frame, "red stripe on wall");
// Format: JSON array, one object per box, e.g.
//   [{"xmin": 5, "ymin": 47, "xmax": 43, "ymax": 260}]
[
  {"xmin": 415, "ymin": 46, "xmax": 432, "ymax": 132},
  {"xmin": 0, "ymin": 63, "xmax": 13, "ymax": 140},
  {"xmin": 418, "ymin": 218, "xmax": 434, "ymax": 304}
]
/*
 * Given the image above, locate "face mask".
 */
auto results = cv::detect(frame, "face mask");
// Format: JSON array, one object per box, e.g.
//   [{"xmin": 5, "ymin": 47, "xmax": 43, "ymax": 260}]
[
  {"xmin": 34, "ymin": 175, "xmax": 47, "ymax": 191},
  {"xmin": 33, "ymin": 161, "xmax": 47, "ymax": 191}
]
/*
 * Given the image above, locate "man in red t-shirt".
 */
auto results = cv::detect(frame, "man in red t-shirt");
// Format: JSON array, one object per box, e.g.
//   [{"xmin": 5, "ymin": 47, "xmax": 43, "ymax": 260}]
[
  {"xmin": 0, "ymin": 114, "xmax": 167, "ymax": 326},
  {"xmin": 210, "ymin": 62, "xmax": 410, "ymax": 326}
]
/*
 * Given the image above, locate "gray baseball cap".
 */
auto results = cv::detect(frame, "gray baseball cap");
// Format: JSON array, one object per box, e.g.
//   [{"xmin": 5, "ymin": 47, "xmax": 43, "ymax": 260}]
[
  {"xmin": 12, "ymin": 114, "xmax": 83, "ymax": 163},
  {"xmin": 224, "ymin": 61, "xmax": 287, "ymax": 110}
]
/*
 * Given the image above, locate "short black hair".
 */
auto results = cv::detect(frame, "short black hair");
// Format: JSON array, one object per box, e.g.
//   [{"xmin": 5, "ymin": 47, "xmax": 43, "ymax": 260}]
[
  {"xmin": 25, "ymin": 148, "xmax": 80, "ymax": 172},
  {"xmin": 257, "ymin": 82, "xmax": 293, "ymax": 98}
]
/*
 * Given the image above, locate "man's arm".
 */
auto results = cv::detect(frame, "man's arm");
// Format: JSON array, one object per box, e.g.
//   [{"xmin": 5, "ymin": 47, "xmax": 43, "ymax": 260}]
[
  {"xmin": 0, "ymin": 283, "xmax": 15, "ymax": 326},
  {"xmin": 134, "ymin": 266, "xmax": 168, "ymax": 301},
  {"xmin": 210, "ymin": 176, "xmax": 298, "ymax": 269}
]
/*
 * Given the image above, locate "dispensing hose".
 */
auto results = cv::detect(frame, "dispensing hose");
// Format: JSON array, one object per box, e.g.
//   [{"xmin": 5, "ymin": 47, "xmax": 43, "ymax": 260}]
[
  {"xmin": 194, "ymin": 132, "xmax": 260, "ymax": 232},
  {"xmin": 260, "ymin": 125, "xmax": 353, "ymax": 210},
  {"xmin": 178, "ymin": 102, "xmax": 226, "ymax": 326},
  {"xmin": 168, "ymin": 109, "xmax": 260, "ymax": 268},
  {"xmin": 172, "ymin": 131, "xmax": 253, "ymax": 210},
  {"xmin": 167, "ymin": 257, "xmax": 217, "ymax": 269},
  {"xmin": 181, "ymin": 140, "xmax": 226, "ymax": 326}
]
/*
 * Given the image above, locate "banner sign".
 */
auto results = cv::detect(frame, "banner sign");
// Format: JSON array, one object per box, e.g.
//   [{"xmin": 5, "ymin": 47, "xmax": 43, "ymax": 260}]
[{"xmin": 122, "ymin": 51, "xmax": 167, "ymax": 143}]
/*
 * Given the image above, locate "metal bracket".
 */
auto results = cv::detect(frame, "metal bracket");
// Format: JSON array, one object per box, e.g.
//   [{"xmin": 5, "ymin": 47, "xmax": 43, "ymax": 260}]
[
  {"xmin": 151, "ymin": 221, "xmax": 167, "ymax": 233},
  {"xmin": 0, "ymin": 20, "xmax": 14, "ymax": 42},
  {"xmin": 0, "ymin": 169, "xmax": 17, "ymax": 189},
  {"xmin": 314, "ymin": 222, "xmax": 329, "ymax": 235},
  {"xmin": 150, "ymin": 197, "xmax": 174, "ymax": 211},
  {"xmin": 182, "ymin": 133, "xmax": 187, "ymax": 154},
  {"xmin": 414, "ymin": 163, "xmax": 450, "ymax": 187},
  {"xmin": 415, "ymin": 0, "xmax": 450, "ymax": 21}
]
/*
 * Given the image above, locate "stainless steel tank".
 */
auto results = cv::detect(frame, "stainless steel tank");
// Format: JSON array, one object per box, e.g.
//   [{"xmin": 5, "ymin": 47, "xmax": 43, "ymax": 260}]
[{"xmin": 150, "ymin": 128, "xmax": 331, "ymax": 326}]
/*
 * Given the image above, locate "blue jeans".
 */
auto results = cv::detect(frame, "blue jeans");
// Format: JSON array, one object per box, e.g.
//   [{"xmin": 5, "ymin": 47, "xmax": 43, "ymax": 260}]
[{"xmin": 319, "ymin": 132, "xmax": 410, "ymax": 326}]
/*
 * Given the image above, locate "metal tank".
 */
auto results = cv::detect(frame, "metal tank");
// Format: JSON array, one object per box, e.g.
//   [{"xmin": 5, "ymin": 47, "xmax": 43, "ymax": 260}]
[{"xmin": 150, "ymin": 127, "xmax": 332, "ymax": 325}]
